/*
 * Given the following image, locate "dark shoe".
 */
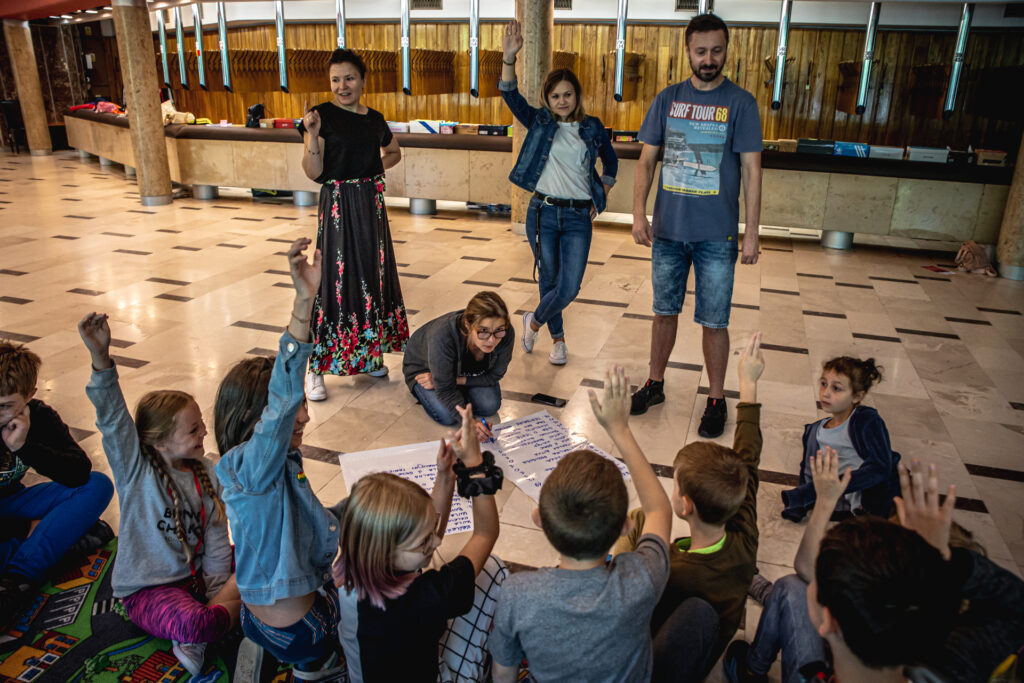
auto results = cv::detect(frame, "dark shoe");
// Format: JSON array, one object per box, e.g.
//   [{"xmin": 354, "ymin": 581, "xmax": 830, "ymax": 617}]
[
  {"xmin": 723, "ymin": 640, "xmax": 768, "ymax": 683},
  {"xmin": 697, "ymin": 396, "xmax": 727, "ymax": 438},
  {"xmin": 0, "ymin": 574, "xmax": 32, "ymax": 633},
  {"xmin": 630, "ymin": 379, "xmax": 665, "ymax": 415},
  {"xmin": 64, "ymin": 519, "xmax": 115, "ymax": 560}
]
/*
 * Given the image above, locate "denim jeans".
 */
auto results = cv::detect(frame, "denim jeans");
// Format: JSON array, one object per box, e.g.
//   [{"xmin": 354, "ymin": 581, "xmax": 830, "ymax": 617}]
[
  {"xmin": 241, "ymin": 585, "xmax": 341, "ymax": 671},
  {"xmin": 651, "ymin": 236, "xmax": 737, "ymax": 328},
  {"xmin": 746, "ymin": 574, "xmax": 825, "ymax": 683},
  {"xmin": 526, "ymin": 197, "xmax": 593, "ymax": 339},
  {"xmin": 0, "ymin": 472, "xmax": 113, "ymax": 582},
  {"xmin": 653, "ymin": 597, "xmax": 720, "ymax": 683},
  {"xmin": 412, "ymin": 383, "xmax": 503, "ymax": 427}
]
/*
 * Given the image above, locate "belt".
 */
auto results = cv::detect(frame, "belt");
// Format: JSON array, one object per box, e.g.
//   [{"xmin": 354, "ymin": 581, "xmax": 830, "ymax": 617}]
[{"xmin": 533, "ymin": 191, "xmax": 591, "ymax": 209}]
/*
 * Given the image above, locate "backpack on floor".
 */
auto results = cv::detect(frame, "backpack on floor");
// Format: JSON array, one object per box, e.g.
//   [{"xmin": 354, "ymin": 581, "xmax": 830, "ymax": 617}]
[{"xmin": 955, "ymin": 240, "xmax": 997, "ymax": 277}]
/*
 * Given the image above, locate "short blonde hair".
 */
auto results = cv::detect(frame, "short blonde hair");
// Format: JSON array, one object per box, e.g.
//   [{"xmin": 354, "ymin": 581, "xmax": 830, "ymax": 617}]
[{"xmin": 333, "ymin": 473, "xmax": 434, "ymax": 608}]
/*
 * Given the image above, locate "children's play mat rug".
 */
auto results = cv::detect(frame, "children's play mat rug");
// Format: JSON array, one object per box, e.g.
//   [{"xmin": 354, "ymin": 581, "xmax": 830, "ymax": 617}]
[{"xmin": 0, "ymin": 540, "xmax": 300, "ymax": 682}]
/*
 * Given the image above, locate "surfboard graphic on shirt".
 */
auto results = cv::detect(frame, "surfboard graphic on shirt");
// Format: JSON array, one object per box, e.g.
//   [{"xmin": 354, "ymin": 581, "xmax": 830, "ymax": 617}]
[{"xmin": 661, "ymin": 100, "xmax": 729, "ymax": 196}]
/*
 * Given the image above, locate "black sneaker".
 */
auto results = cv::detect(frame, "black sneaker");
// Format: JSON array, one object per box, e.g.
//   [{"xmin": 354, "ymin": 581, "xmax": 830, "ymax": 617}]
[
  {"xmin": 723, "ymin": 640, "xmax": 768, "ymax": 683},
  {"xmin": 630, "ymin": 379, "xmax": 665, "ymax": 415},
  {"xmin": 64, "ymin": 520, "xmax": 115, "ymax": 560},
  {"xmin": 698, "ymin": 396, "xmax": 727, "ymax": 438},
  {"xmin": 0, "ymin": 574, "xmax": 32, "ymax": 633}
]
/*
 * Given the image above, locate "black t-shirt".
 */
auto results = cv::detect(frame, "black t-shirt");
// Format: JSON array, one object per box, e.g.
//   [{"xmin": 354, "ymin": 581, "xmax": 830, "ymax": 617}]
[
  {"xmin": 296, "ymin": 102, "xmax": 394, "ymax": 183},
  {"xmin": 338, "ymin": 555, "xmax": 476, "ymax": 682},
  {"xmin": 460, "ymin": 345, "xmax": 490, "ymax": 378}
]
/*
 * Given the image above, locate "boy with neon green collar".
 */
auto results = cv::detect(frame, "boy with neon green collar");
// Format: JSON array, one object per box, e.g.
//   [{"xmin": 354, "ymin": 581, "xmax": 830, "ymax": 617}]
[{"xmin": 617, "ymin": 332, "xmax": 765, "ymax": 676}]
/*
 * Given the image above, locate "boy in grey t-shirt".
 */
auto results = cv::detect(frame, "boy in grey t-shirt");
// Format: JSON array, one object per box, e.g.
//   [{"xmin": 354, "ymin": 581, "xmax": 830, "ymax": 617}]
[{"xmin": 489, "ymin": 366, "xmax": 674, "ymax": 683}]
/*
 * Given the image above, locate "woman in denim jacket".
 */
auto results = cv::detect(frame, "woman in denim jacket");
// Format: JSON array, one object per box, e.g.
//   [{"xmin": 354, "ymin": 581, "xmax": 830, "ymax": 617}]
[
  {"xmin": 214, "ymin": 239, "xmax": 345, "ymax": 679},
  {"xmin": 500, "ymin": 19, "xmax": 618, "ymax": 366}
]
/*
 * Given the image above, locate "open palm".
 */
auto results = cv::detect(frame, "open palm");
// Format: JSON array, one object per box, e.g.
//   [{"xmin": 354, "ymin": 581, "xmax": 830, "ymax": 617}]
[{"xmin": 288, "ymin": 238, "xmax": 322, "ymax": 300}]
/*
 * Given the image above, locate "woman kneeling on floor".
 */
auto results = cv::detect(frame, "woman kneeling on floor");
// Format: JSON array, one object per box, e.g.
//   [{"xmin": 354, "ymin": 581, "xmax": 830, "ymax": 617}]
[{"xmin": 402, "ymin": 291, "xmax": 513, "ymax": 443}]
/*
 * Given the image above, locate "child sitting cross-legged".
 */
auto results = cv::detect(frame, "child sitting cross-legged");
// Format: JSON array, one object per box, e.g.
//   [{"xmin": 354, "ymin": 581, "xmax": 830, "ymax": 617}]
[
  {"xmin": 488, "ymin": 364, "xmax": 674, "ymax": 683},
  {"xmin": 613, "ymin": 332, "xmax": 765, "ymax": 681},
  {"xmin": 333, "ymin": 402, "xmax": 506, "ymax": 683}
]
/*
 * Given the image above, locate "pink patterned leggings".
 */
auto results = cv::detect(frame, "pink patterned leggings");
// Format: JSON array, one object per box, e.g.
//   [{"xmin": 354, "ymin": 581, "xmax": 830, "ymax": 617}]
[{"xmin": 122, "ymin": 576, "xmax": 231, "ymax": 644}]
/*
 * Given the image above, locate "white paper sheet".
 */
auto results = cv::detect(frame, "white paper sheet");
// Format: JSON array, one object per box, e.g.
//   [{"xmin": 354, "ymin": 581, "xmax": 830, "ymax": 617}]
[
  {"xmin": 488, "ymin": 411, "xmax": 631, "ymax": 503},
  {"xmin": 338, "ymin": 441, "xmax": 474, "ymax": 536}
]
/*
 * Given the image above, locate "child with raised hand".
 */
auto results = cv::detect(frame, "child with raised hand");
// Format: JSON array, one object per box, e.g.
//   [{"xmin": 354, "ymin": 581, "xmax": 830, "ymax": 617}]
[
  {"xmin": 489, "ymin": 365, "xmax": 673, "ymax": 683},
  {"xmin": 79, "ymin": 312, "xmax": 240, "ymax": 677},
  {"xmin": 333, "ymin": 402, "xmax": 505, "ymax": 683},
  {"xmin": 213, "ymin": 238, "xmax": 348, "ymax": 679},
  {"xmin": 782, "ymin": 356, "xmax": 900, "ymax": 522},
  {"xmin": 615, "ymin": 333, "xmax": 765, "ymax": 681}
]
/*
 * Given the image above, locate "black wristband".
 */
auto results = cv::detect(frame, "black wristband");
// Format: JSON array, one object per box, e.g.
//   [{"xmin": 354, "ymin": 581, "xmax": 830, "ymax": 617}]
[
  {"xmin": 453, "ymin": 450, "xmax": 504, "ymax": 498},
  {"xmin": 503, "ymin": 58, "xmax": 517, "ymax": 65}
]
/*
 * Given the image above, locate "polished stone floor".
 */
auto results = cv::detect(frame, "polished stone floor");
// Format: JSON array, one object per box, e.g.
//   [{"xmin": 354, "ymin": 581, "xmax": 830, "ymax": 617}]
[{"xmin": 3, "ymin": 150, "xmax": 1023, "ymax": 679}]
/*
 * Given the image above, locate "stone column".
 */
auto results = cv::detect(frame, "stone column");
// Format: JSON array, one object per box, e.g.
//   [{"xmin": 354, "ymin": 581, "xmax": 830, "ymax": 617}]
[
  {"xmin": 510, "ymin": 0, "xmax": 552, "ymax": 234},
  {"xmin": 2, "ymin": 20, "xmax": 52, "ymax": 156},
  {"xmin": 112, "ymin": 0, "xmax": 173, "ymax": 206},
  {"xmin": 996, "ymin": 132, "xmax": 1024, "ymax": 281}
]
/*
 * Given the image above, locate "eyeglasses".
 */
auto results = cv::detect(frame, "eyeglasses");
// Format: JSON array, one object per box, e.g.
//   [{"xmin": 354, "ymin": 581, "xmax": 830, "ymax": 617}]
[{"xmin": 475, "ymin": 327, "xmax": 508, "ymax": 341}]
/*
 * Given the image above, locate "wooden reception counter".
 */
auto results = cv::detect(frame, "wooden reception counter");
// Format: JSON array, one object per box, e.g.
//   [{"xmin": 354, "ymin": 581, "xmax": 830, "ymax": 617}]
[{"xmin": 65, "ymin": 110, "xmax": 1011, "ymax": 245}]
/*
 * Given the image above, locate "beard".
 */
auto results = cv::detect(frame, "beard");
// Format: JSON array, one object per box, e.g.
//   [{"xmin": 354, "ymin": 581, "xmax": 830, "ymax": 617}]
[{"xmin": 690, "ymin": 59, "xmax": 722, "ymax": 82}]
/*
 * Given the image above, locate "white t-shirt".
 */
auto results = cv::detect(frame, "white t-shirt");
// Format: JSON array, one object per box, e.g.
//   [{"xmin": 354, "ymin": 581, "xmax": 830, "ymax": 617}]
[{"xmin": 535, "ymin": 121, "xmax": 592, "ymax": 201}]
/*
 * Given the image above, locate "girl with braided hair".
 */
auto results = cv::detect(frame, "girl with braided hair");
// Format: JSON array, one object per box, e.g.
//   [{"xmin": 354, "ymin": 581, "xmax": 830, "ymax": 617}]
[{"xmin": 80, "ymin": 313, "xmax": 240, "ymax": 677}]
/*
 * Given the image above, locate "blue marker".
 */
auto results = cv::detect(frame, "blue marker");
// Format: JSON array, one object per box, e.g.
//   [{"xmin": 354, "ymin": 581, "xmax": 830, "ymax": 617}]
[{"xmin": 480, "ymin": 418, "xmax": 496, "ymax": 444}]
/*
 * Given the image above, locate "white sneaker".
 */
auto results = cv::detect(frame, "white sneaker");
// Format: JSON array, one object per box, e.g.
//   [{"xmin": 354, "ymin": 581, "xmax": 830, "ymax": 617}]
[
  {"xmin": 549, "ymin": 340, "xmax": 568, "ymax": 365},
  {"xmin": 306, "ymin": 372, "xmax": 327, "ymax": 401},
  {"xmin": 521, "ymin": 312, "xmax": 538, "ymax": 353},
  {"xmin": 172, "ymin": 640, "xmax": 206, "ymax": 676},
  {"xmin": 367, "ymin": 365, "xmax": 389, "ymax": 378}
]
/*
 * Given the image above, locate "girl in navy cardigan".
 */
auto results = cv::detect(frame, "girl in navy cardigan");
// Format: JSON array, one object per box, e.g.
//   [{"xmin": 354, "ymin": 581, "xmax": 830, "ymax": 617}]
[{"xmin": 782, "ymin": 357, "xmax": 901, "ymax": 521}]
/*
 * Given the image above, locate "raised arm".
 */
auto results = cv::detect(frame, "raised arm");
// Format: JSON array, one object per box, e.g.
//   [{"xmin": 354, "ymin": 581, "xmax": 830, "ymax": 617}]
[
  {"xmin": 79, "ymin": 312, "xmax": 146, "ymax": 487},
  {"xmin": 431, "ymin": 439, "xmax": 457, "ymax": 541},
  {"xmin": 793, "ymin": 447, "xmax": 852, "ymax": 581},
  {"xmin": 300, "ymin": 102, "xmax": 324, "ymax": 181},
  {"xmin": 589, "ymin": 365, "xmax": 672, "ymax": 545},
  {"xmin": 498, "ymin": 20, "xmax": 539, "ymax": 128},
  {"xmin": 228, "ymin": 239, "xmax": 321, "ymax": 492},
  {"xmin": 451, "ymin": 404, "xmax": 499, "ymax": 575}
]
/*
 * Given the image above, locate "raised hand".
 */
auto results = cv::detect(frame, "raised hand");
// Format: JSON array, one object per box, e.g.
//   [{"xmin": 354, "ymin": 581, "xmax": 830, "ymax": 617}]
[
  {"xmin": 288, "ymin": 237, "xmax": 322, "ymax": 302},
  {"xmin": 78, "ymin": 312, "xmax": 113, "ymax": 370},
  {"xmin": 1, "ymin": 405, "xmax": 30, "ymax": 452},
  {"xmin": 450, "ymin": 404, "xmax": 483, "ymax": 467},
  {"xmin": 502, "ymin": 20, "xmax": 523, "ymax": 59},
  {"xmin": 435, "ymin": 438, "xmax": 456, "ymax": 484},
  {"xmin": 738, "ymin": 331, "xmax": 764, "ymax": 385},
  {"xmin": 588, "ymin": 365, "xmax": 631, "ymax": 435},
  {"xmin": 810, "ymin": 446, "xmax": 852, "ymax": 507},
  {"xmin": 894, "ymin": 460, "xmax": 955, "ymax": 560},
  {"xmin": 303, "ymin": 101, "xmax": 321, "ymax": 139}
]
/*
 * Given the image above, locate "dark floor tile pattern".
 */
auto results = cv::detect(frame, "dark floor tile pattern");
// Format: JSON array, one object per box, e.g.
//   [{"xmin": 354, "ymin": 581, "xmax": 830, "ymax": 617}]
[
  {"xmin": 697, "ymin": 386, "xmax": 741, "ymax": 399},
  {"xmin": 0, "ymin": 296, "xmax": 31, "ymax": 305},
  {"xmin": 803, "ymin": 310, "xmax": 846, "ymax": 319},
  {"xmin": 895, "ymin": 328, "xmax": 959, "ymax": 340},
  {"xmin": 965, "ymin": 464, "xmax": 1024, "ymax": 482},
  {"xmin": 114, "ymin": 249, "xmax": 151, "ymax": 256},
  {"xmin": 68, "ymin": 427, "xmax": 96, "ymax": 442},
  {"xmin": 173, "ymin": 246, "xmax": 201, "ymax": 251},
  {"xmin": 623, "ymin": 312, "xmax": 655, "ymax": 321},
  {"xmin": 463, "ymin": 280, "xmax": 502, "ymax": 287},
  {"xmin": 944, "ymin": 317, "xmax": 992, "ymax": 326},
  {"xmin": 109, "ymin": 338, "xmax": 136, "ymax": 348},
  {"xmin": 461, "ymin": 256, "xmax": 496, "ymax": 262},
  {"xmin": 299, "ymin": 444, "xmax": 340, "ymax": 465},
  {"xmin": 977, "ymin": 307, "xmax": 1020, "ymax": 316},
  {"xmin": 218, "ymin": 243, "xmax": 245, "ymax": 249},
  {"xmin": 401, "ymin": 273, "xmax": 430, "ymax": 279},
  {"xmin": 869, "ymin": 276, "xmax": 918, "ymax": 284},
  {"xmin": 67, "ymin": 288, "xmax": 104, "ymax": 296},
  {"xmin": 501, "ymin": 389, "xmax": 565, "ymax": 405},
  {"xmin": 576, "ymin": 298, "xmax": 629, "ymax": 308},
  {"xmin": 64, "ymin": 215, "xmax": 93, "ymax": 220},
  {"xmin": 797, "ymin": 272, "xmax": 833, "ymax": 279},
  {"xmin": 461, "ymin": 236, "xmax": 491, "ymax": 241},
  {"xmin": 610, "ymin": 254, "xmax": 651, "ymax": 262},
  {"xmin": 147, "ymin": 277, "xmax": 191, "ymax": 286},
  {"xmin": 157, "ymin": 229, "xmax": 181, "ymax": 233},
  {"xmin": 155, "ymin": 293, "xmax": 192, "ymax": 302},
  {"xmin": 836, "ymin": 282, "xmax": 873, "ymax": 289},
  {"xmin": 265, "ymin": 269, "xmax": 289, "ymax": 276},
  {"xmin": 852, "ymin": 332, "xmax": 901, "ymax": 343},
  {"xmin": 232, "ymin": 320, "xmax": 282, "ymax": 333},
  {"xmin": 246, "ymin": 347, "xmax": 277, "ymax": 358},
  {"xmin": 0, "ymin": 269, "xmax": 27, "ymax": 276},
  {"xmin": 435, "ymin": 227, "xmax": 471, "ymax": 234},
  {"xmin": 0, "ymin": 330, "xmax": 40, "ymax": 343},
  {"xmin": 110, "ymin": 355, "xmax": 149, "ymax": 369},
  {"xmin": 732, "ymin": 303, "xmax": 760, "ymax": 310}
]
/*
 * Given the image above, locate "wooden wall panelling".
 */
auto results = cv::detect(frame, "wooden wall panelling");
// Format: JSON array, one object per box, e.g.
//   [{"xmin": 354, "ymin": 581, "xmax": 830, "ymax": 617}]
[{"xmin": 151, "ymin": 21, "xmax": 1023, "ymax": 152}]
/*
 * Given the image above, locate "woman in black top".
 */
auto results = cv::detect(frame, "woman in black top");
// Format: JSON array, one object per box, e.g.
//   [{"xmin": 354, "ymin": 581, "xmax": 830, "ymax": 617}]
[{"xmin": 299, "ymin": 49, "xmax": 409, "ymax": 400}]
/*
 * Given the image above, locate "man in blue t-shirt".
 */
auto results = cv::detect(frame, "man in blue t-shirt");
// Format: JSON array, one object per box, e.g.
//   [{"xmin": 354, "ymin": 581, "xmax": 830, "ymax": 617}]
[{"xmin": 629, "ymin": 13, "xmax": 763, "ymax": 438}]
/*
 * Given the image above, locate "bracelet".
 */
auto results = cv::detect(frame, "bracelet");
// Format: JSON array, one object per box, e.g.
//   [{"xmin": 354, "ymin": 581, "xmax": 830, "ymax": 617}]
[
  {"xmin": 454, "ymin": 451, "xmax": 504, "ymax": 498},
  {"xmin": 503, "ymin": 58, "xmax": 516, "ymax": 65}
]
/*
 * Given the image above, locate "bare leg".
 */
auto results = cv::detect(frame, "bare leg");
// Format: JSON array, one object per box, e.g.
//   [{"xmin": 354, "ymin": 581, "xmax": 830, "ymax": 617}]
[
  {"xmin": 649, "ymin": 315, "xmax": 679, "ymax": 382},
  {"xmin": 207, "ymin": 574, "xmax": 242, "ymax": 628},
  {"xmin": 703, "ymin": 326, "xmax": 729, "ymax": 399}
]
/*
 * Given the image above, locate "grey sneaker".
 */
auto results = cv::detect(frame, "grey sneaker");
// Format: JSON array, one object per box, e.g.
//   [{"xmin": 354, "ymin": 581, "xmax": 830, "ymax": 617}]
[
  {"xmin": 522, "ymin": 312, "xmax": 538, "ymax": 353},
  {"xmin": 306, "ymin": 372, "xmax": 327, "ymax": 401},
  {"xmin": 172, "ymin": 640, "xmax": 207, "ymax": 676},
  {"xmin": 548, "ymin": 341, "xmax": 567, "ymax": 365}
]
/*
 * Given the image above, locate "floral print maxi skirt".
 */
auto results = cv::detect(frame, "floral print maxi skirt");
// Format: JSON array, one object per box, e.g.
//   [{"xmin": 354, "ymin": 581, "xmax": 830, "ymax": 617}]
[{"xmin": 309, "ymin": 175, "xmax": 409, "ymax": 376}]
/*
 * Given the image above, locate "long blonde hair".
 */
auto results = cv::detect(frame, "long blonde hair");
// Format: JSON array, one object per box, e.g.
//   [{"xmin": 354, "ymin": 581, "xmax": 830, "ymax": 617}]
[
  {"xmin": 332, "ymin": 473, "xmax": 434, "ymax": 609},
  {"xmin": 135, "ymin": 390, "xmax": 224, "ymax": 564}
]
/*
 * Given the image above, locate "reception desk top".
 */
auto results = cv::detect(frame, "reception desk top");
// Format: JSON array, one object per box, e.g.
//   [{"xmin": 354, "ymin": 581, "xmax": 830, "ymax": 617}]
[{"xmin": 65, "ymin": 110, "xmax": 1012, "ymax": 185}]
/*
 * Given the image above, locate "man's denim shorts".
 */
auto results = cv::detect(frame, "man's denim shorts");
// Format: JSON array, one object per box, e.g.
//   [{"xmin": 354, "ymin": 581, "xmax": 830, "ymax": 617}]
[{"xmin": 651, "ymin": 236, "xmax": 738, "ymax": 328}]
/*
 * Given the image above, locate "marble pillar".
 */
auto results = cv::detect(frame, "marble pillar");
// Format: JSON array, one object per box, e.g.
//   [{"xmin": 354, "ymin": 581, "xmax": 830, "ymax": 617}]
[
  {"xmin": 510, "ymin": 0, "xmax": 552, "ymax": 234},
  {"xmin": 2, "ymin": 20, "xmax": 52, "ymax": 156},
  {"xmin": 996, "ymin": 132, "xmax": 1024, "ymax": 281},
  {"xmin": 112, "ymin": 0, "xmax": 172, "ymax": 206}
]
